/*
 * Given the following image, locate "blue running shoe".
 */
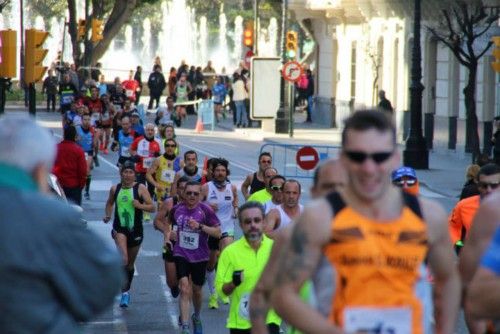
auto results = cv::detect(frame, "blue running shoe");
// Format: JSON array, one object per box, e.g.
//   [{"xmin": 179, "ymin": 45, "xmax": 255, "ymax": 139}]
[
  {"xmin": 119, "ymin": 292, "xmax": 130, "ymax": 308},
  {"xmin": 191, "ymin": 313, "xmax": 202, "ymax": 334}
]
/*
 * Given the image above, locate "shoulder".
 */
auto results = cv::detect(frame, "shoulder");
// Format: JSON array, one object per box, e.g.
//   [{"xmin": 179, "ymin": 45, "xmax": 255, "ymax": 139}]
[{"xmin": 418, "ymin": 197, "xmax": 448, "ymax": 242}]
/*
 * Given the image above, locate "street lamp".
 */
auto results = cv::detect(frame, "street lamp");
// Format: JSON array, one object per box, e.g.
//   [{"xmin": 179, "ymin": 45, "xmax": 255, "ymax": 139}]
[
  {"xmin": 403, "ymin": 0, "xmax": 429, "ymax": 169},
  {"xmin": 275, "ymin": 0, "xmax": 288, "ymax": 133}
]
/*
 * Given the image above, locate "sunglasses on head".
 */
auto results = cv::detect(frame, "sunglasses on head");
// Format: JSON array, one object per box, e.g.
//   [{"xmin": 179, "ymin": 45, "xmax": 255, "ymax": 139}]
[
  {"xmin": 344, "ymin": 150, "xmax": 393, "ymax": 164},
  {"xmin": 270, "ymin": 185, "xmax": 282, "ymax": 191},
  {"xmin": 478, "ymin": 182, "xmax": 500, "ymax": 190},
  {"xmin": 393, "ymin": 179, "xmax": 417, "ymax": 187},
  {"xmin": 185, "ymin": 191, "xmax": 200, "ymax": 196}
]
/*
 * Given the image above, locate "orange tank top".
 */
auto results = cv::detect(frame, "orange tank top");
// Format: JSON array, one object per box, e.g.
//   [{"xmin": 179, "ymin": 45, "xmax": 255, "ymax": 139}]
[{"xmin": 322, "ymin": 192, "xmax": 428, "ymax": 334}]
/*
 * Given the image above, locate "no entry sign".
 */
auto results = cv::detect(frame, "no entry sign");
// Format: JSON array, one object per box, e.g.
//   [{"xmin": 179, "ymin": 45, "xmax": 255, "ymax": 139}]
[{"xmin": 296, "ymin": 146, "xmax": 319, "ymax": 170}]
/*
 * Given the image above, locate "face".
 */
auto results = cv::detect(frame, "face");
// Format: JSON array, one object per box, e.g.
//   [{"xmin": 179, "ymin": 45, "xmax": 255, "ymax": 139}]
[
  {"xmin": 270, "ymin": 178, "xmax": 285, "ymax": 202},
  {"xmin": 82, "ymin": 115, "xmax": 91, "ymax": 128},
  {"xmin": 311, "ymin": 162, "xmax": 347, "ymax": 198},
  {"xmin": 145, "ymin": 126, "xmax": 155, "ymax": 138},
  {"xmin": 240, "ymin": 207, "xmax": 264, "ymax": 243},
  {"xmin": 185, "ymin": 184, "xmax": 201, "ymax": 207},
  {"xmin": 392, "ymin": 176, "xmax": 419, "ymax": 196},
  {"xmin": 124, "ymin": 100, "xmax": 131, "ymax": 110},
  {"xmin": 167, "ymin": 98, "xmax": 174, "ymax": 108},
  {"xmin": 165, "ymin": 140, "xmax": 177, "ymax": 154},
  {"xmin": 185, "ymin": 153, "xmax": 197, "ymax": 169},
  {"xmin": 478, "ymin": 173, "xmax": 500, "ymax": 197},
  {"xmin": 164, "ymin": 126, "xmax": 174, "ymax": 139},
  {"xmin": 263, "ymin": 168, "xmax": 277, "ymax": 187},
  {"xmin": 259, "ymin": 155, "xmax": 272, "ymax": 171},
  {"xmin": 131, "ymin": 116, "xmax": 139, "ymax": 124},
  {"xmin": 213, "ymin": 165, "xmax": 227, "ymax": 182},
  {"xmin": 282, "ymin": 182, "xmax": 300, "ymax": 208},
  {"xmin": 121, "ymin": 168, "xmax": 136, "ymax": 184},
  {"xmin": 341, "ymin": 129, "xmax": 398, "ymax": 202},
  {"xmin": 91, "ymin": 87, "xmax": 99, "ymax": 99},
  {"xmin": 177, "ymin": 181, "xmax": 187, "ymax": 201},
  {"xmin": 121, "ymin": 117, "xmax": 131, "ymax": 132}
]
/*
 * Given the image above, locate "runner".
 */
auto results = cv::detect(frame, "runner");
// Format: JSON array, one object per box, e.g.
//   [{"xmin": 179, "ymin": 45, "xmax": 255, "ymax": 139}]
[
  {"xmin": 247, "ymin": 167, "xmax": 278, "ymax": 204},
  {"xmin": 241, "ymin": 152, "xmax": 272, "ymax": 200},
  {"xmin": 309, "ymin": 158, "xmax": 347, "ymax": 197},
  {"xmin": 75, "ymin": 114, "xmax": 98, "ymax": 200},
  {"xmin": 392, "ymin": 166, "xmax": 419, "ymax": 195},
  {"xmin": 111, "ymin": 115, "xmax": 137, "ymax": 167},
  {"xmin": 175, "ymin": 72, "xmax": 191, "ymax": 122},
  {"xmin": 201, "ymin": 158, "xmax": 238, "ymax": 310},
  {"xmin": 268, "ymin": 110, "xmax": 460, "ymax": 333},
  {"xmin": 264, "ymin": 179, "xmax": 303, "ymax": 238},
  {"xmin": 166, "ymin": 181, "xmax": 221, "ymax": 334},
  {"xmin": 154, "ymin": 176, "xmax": 190, "ymax": 298},
  {"xmin": 146, "ymin": 138, "xmax": 183, "ymax": 208},
  {"xmin": 171, "ymin": 150, "xmax": 203, "ymax": 196},
  {"xmin": 263, "ymin": 175, "xmax": 286, "ymax": 214},
  {"xmin": 215, "ymin": 202, "xmax": 281, "ymax": 334},
  {"xmin": 103, "ymin": 162, "xmax": 155, "ymax": 308}
]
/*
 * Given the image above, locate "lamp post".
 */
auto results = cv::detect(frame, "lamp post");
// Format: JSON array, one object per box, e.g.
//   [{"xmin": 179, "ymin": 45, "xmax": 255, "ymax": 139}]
[
  {"xmin": 403, "ymin": 0, "xmax": 428, "ymax": 169},
  {"xmin": 275, "ymin": 0, "xmax": 288, "ymax": 133}
]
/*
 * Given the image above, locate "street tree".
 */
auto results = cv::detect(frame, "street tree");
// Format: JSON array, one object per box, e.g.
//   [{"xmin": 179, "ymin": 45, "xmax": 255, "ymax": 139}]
[{"xmin": 427, "ymin": 1, "xmax": 498, "ymax": 156}]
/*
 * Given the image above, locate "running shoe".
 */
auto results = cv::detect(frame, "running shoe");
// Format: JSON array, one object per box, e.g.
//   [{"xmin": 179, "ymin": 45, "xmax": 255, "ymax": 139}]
[
  {"xmin": 119, "ymin": 292, "xmax": 130, "ymax": 308},
  {"xmin": 221, "ymin": 295, "xmax": 230, "ymax": 305},
  {"xmin": 208, "ymin": 293, "xmax": 218, "ymax": 309},
  {"xmin": 180, "ymin": 324, "xmax": 190, "ymax": 334},
  {"xmin": 191, "ymin": 314, "xmax": 203, "ymax": 334}
]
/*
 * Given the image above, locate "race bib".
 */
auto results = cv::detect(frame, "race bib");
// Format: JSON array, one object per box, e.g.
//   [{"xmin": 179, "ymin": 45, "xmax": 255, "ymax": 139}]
[
  {"xmin": 239, "ymin": 293, "xmax": 250, "ymax": 320},
  {"xmin": 179, "ymin": 231, "xmax": 199, "ymax": 250},
  {"xmin": 161, "ymin": 169, "xmax": 176, "ymax": 183},
  {"xmin": 138, "ymin": 141, "xmax": 149, "ymax": 157},
  {"xmin": 142, "ymin": 157, "xmax": 154, "ymax": 169},
  {"xmin": 120, "ymin": 146, "xmax": 130, "ymax": 157},
  {"xmin": 126, "ymin": 89, "xmax": 134, "ymax": 97},
  {"xmin": 343, "ymin": 307, "xmax": 412, "ymax": 333}
]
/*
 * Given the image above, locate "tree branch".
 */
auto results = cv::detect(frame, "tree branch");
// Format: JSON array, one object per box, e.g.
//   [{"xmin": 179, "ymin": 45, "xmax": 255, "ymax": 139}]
[
  {"xmin": 474, "ymin": 19, "xmax": 495, "ymax": 39},
  {"xmin": 427, "ymin": 26, "xmax": 470, "ymax": 67},
  {"xmin": 477, "ymin": 41, "xmax": 493, "ymax": 60}
]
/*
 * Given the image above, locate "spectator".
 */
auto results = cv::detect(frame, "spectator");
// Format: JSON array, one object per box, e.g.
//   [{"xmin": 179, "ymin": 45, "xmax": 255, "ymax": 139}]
[
  {"xmin": 122, "ymin": 70, "xmax": 140, "ymax": 104},
  {"xmin": 42, "ymin": 69, "xmax": 59, "ymax": 112},
  {"xmin": 304, "ymin": 69, "xmax": 314, "ymax": 123},
  {"xmin": 377, "ymin": 89, "xmax": 393, "ymax": 113},
  {"xmin": 134, "ymin": 66, "xmax": 143, "ymax": 104},
  {"xmin": 492, "ymin": 117, "xmax": 500, "ymax": 166},
  {"xmin": 147, "ymin": 64, "xmax": 166, "ymax": 110}
]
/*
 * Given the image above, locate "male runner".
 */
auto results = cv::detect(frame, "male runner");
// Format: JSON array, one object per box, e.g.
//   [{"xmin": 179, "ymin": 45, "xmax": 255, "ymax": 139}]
[
  {"xmin": 111, "ymin": 115, "xmax": 137, "ymax": 167},
  {"xmin": 216, "ymin": 202, "xmax": 281, "ymax": 334},
  {"xmin": 268, "ymin": 110, "xmax": 460, "ymax": 333},
  {"xmin": 167, "ymin": 181, "xmax": 221, "ymax": 334},
  {"xmin": 264, "ymin": 179, "xmax": 303, "ymax": 238},
  {"xmin": 146, "ymin": 138, "xmax": 183, "ymax": 208},
  {"xmin": 103, "ymin": 162, "xmax": 155, "ymax": 307},
  {"xmin": 263, "ymin": 175, "xmax": 286, "ymax": 214},
  {"xmin": 171, "ymin": 150, "xmax": 203, "ymax": 196},
  {"xmin": 75, "ymin": 113, "xmax": 98, "ymax": 200},
  {"xmin": 241, "ymin": 152, "xmax": 272, "ymax": 200},
  {"xmin": 247, "ymin": 167, "xmax": 278, "ymax": 204}
]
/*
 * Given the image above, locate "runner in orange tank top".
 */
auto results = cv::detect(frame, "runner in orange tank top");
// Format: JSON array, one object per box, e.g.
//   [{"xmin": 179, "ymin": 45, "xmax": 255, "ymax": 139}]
[{"xmin": 269, "ymin": 110, "xmax": 461, "ymax": 334}]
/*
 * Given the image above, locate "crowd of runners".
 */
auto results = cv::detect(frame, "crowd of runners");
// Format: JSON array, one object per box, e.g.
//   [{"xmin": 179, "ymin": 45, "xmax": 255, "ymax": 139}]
[{"xmin": 47, "ymin": 80, "xmax": 500, "ymax": 334}]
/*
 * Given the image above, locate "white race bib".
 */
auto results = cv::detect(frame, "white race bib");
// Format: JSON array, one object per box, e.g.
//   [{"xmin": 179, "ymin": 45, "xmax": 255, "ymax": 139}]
[
  {"xmin": 161, "ymin": 169, "xmax": 176, "ymax": 183},
  {"xmin": 143, "ymin": 157, "xmax": 154, "ymax": 169},
  {"xmin": 120, "ymin": 146, "xmax": 130, "ymax": 157},
  {"xmin": 179, "ymin": 231, "xmax": 199, "ymax": 250},
  {"xmin": 344, "ymin": 307, "xmax": 412, "ymax": 333},
  {"xmin": 239, "ymin": 293, "xmax": 250, "ymax": 320},
  {"xmin": 126, "ymin": 89, "xmax": 134, "ymax": 97}
]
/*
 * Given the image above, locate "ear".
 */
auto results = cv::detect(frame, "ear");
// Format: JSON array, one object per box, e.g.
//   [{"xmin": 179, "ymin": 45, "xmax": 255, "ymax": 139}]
[{"xmin": 31, "ymin": 163, "xmax": 49, "ymax": 193}]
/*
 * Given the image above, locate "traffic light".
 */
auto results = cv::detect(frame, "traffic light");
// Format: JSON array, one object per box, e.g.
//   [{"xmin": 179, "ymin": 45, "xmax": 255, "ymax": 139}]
[
  {"xmin": 77, "ymin": 19, "xmax": 86, "ymax": 41},
  {"xmin": 0, "ymin": 30, "xmax": 17, "ymax": 78},
  {"xmin": 91, "ymin": 19, "xmax": 104, "ymax": 42},
  {"xmin": 243, "ymin": 24, "xmax": 253, "ymax": 48},
  {"xmin": 286, "ymin": 31, "xmax": 298, "ymax": 59},
  {"xmin": 492, "ymin": 36, "xmax": 500, "ymax": 73},
  {"xmin": 24, "ymin": 29, "xmax": 48, "ymax": 84}
]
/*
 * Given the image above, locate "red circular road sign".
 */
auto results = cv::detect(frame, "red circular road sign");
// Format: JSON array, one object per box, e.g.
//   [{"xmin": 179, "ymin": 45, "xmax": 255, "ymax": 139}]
[
  {"xmin": 296, "ymin": 146, "xmax": 319, "ymax": 170},
  {"xmin": 282, "ymin": 61, "xmax": 303, "ymax": 82}
]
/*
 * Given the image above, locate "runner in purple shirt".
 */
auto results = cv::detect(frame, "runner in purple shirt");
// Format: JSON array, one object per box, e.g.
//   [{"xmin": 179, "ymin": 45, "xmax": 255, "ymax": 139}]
[{"xmin": 167, "ymin": 181, "xmax": 221, "ymax": 334}]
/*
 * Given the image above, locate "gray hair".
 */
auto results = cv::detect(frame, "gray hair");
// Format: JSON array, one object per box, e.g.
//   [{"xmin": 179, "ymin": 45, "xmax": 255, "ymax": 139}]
[{"xmin": 0, "ymin": 115, "xmax": 56, "ymax": 172}]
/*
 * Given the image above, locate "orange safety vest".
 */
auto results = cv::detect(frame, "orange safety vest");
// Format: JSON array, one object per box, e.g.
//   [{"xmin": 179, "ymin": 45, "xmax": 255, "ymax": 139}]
[{"xmin": 322, "ymin": 192, "xmax": 428, "ymax": 333}]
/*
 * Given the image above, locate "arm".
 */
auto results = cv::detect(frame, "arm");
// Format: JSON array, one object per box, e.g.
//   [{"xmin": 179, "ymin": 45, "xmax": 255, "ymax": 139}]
[
  {"xmin": 216, "ymin": 247, "xmax": 235, "ymax": 297},
  {"xmin": 104, "ymin": 186, "xmax": 116, "ymax": 222},
  {"xmin": 467, "ymin": 268, "xmax": 500, "ymax": 319},
  {"xmin": 423, "ymin": 199, "xmax": 461, "ymax": 334},
  {"xmin": 250, "ymin": 226, "xmax": 292, "ymax": 334},
  {"xmin": 146, "ymin": 159, "xmax": 162, "ymax": 189},
  {"xmin": 241, "ymin": 174, "xmax": 252, "ymax": 200},
  {"xmin": 136, "ymin": 184, "xmax": 156, "ymax": 213},
  {"xmin": 264, "ymin": 208, "xmax": 279, "ymax": 234},
  {"xmin": 231, "ymin": 184, "xmax": 238, "ymax": 217},
  {"xmin": 153, "ymin": 197, "xmax": 173, "ymax": 233},
  {"xmin": 448, "ymin": 202, "xmax": 463, "ymax": 245},
  {"xmin": 270, "ymin": 200, "xmax": 341, "ymax": 334},
  {"xmin": 170, "ymin": 172, "xmax": 181, "ymax": 198}
]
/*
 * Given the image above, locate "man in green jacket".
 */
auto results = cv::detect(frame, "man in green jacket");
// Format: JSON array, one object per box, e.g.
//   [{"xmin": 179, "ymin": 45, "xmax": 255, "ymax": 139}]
[{"xmin": 216, "ymin": 201, "xmax": 281, "ymax": 334}]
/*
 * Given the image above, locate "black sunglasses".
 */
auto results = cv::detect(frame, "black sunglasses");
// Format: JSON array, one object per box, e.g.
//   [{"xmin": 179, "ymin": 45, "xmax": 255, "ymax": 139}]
[
  {"xmin": 478, "ymin": 182, "xmax": 500, "ymax": 190},
  {"xmin": 165, "ymin": 144, "xmax": 177, "ymax": 148},
  {"xmin": 344, "ymin": 150, "xmax": 393, "ymax": 164},
  {"xmin": 185, "ymin": 191, "xmax": 200, "ymax": 196}
]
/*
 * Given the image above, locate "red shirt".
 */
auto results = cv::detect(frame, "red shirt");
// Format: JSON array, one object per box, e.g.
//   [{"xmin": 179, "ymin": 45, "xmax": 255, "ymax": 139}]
[
  {"xmin": 52, "ymin": 140, "xmax": 88, "ymax": 188},
  {"xmin": 130, "ymin": 136, "xmax": 162, "ymax": 173},
  {"xmin": 122, "ymin": 80, "xmax": 140, "ymax": 102}
]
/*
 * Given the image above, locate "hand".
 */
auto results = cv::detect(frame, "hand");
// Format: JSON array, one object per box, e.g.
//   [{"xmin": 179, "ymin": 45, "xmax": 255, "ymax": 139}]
[
  {"xmin": 103, "ymin": 216, "xmax": 111, "ymax": 223},
  {"xmin": 232, "ymin": 270, "xmax": 243, "ymax": 286},
  {"xmin": 187, "ymin": 218, "xmax": 200, "ymax": 230},
  {"xmin": 156, "ymin": 184, "xmax": 166, "ymax": 192}
]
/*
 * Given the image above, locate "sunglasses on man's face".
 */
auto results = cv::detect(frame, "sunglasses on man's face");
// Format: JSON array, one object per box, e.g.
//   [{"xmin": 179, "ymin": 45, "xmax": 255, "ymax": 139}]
[
  {"xmin": 478, "ymin": 182, "xmax": 500, "ymax": 190},
  {"xmin": 165, "ymin": 144, "xmax": 177, "ymax": 148},
  {"xmin": 344, "ymin": 150, "xmax": 393, "ymax": 164},
  {"xmin": 185, "ymin": 191, "xmax": 200, "ymax": 196}
]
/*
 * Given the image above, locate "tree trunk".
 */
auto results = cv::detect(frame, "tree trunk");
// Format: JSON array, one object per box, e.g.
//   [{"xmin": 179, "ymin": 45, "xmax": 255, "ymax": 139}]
[{"xmin": 463, "ymin": 62, "xmax": 480, "ymax": 159}]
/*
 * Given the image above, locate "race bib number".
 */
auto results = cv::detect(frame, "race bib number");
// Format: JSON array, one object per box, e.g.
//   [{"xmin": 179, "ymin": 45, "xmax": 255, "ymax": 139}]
[
  {"xmin": 343, "ymin": 307, "xmax": 412, "ymax": 333},
  {"xmin": 143, "ymin": 157, "xmax": 154, "ymax": 169},
  {"xmin": 161, "ymin": 169, "xmax": 176, "ymax": 183},
  {"xmin": 179, "ymin": 231, "xmax": 199, "ymax": 250},
  {"xmin": 126, "ymin": 89, "xmax": 134, "ymax": 97},
  {"xmin": 121, "ymin": 146, "xmax": 130, "ymax": 157},
  {"xmin": 239, "ymin": 293, "xmax": 250, "ymax": 320},
  {"xmin": 138, "ymin": 141, "xmax": 149, "ymax": 157}
]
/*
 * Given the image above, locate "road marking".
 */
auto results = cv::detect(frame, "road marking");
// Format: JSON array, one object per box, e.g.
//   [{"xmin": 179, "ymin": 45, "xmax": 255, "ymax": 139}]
[
  {"xmin": 160, "ymin": 275, "xmax": 179, "ymax": 329},
  {"xmin": 139, "ymin": 249, "xmax": 161, "ymax": 257}
]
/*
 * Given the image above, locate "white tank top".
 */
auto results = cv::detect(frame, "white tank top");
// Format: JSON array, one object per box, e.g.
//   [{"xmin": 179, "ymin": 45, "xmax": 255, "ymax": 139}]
[
  {"xmin": 207, "ymin": 181, "xmax": 234, "ymax": 234},
  {"xmin": 277, "ymin": 204, "xmax": 303, "ymax": 230}
]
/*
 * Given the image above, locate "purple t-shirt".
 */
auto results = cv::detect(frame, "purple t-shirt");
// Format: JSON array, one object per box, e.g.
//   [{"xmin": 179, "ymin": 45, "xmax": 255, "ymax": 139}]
[{"xmin": 171, "ymin": 202, "xmax": 220, "ymax": 262}]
